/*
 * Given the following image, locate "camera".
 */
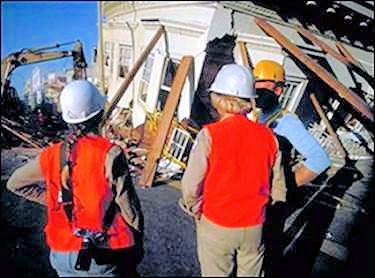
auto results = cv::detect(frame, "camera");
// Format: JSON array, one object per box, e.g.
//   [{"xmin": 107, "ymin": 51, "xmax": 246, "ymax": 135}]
[
  {"xmin": 75, "ymin": 237, "xmax": 92, "ymax": 271},
  {"xmin": 74, "ymin": 229, "xmax": 107, "ymax": 271}
]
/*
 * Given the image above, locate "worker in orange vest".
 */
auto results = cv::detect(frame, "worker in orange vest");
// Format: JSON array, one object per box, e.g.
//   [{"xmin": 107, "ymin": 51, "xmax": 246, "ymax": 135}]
[
  {"xmin": 180, "ymin": 64, "xmax": 286, "ymax": 276},
  {"xmin": 7, "ymin": 80, "xmax": 144, "ymax": 277}
]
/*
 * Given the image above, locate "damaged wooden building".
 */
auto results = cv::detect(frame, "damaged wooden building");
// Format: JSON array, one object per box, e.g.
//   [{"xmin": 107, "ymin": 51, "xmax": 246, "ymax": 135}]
[{"xmin": 96, "ymin": 1, "xmax": 374, "ymax": 187}]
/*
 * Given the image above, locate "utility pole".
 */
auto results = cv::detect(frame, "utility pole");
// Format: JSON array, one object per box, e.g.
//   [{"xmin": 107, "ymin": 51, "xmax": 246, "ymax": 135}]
[{"xmin": 97, "ymin": 1, "xmax": 105, "ymax": 94}]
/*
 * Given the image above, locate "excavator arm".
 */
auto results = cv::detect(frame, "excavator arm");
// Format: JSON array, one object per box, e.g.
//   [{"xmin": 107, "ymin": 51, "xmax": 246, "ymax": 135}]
[{"xmin": 1, "ymin": 40, "xmax": 87, "ymax": 96}]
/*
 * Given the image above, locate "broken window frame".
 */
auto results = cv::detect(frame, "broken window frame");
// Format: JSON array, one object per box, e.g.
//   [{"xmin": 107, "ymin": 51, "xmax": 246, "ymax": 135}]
[
  {"xmin": 157, "ymin": 57, "xmax": 181, "ymax": 111},
  {"xmin": 282, "ymin": 76, "xmax": 309, "ymax": 112},
  {"xmin": 138, "ymin": 53, "xmax": 155, "ymax": 103},
  {"xmin": 92, "ymin": 47, "xmax": 98, "ymax": 64},
  {"xmin": 104, "ymin": 41, "xmax": 114, "ymax": 73},
  {"xmin": 118, "ymin": 44, "xmax": 132, "ymax": 78},
  {"xmin": 163, "ymin": 127, "xmax": 194, "ymax": 169}
]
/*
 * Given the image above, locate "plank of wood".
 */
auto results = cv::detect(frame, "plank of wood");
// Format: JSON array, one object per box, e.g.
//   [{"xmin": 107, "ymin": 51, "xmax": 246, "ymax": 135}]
[
  {"xmin": 310, "ymin": 93, "xmax": 347, "ymax": 158},
  {"xmin": 254, "ymin": 17, "xmax": 373, "ymax": 121},
  {"xmin": 237, "ymin": 41, "xmax": 253, "ymax": 69},
  {"xmin": 335, "ymin": 42, "xmax": 367, "ymax": 73},
  {"xmin": 1, "ymin": 123, "xmax": 42, "ymax": 149},
  {"xmin": 139, "ymin": 56, "xmax": 193, "ymax": 188},
  {"xmin": 102, "ymin": 26, "xmax": 165, "ymax": 123},
  {"xmin": 297, "ymin": 26, "xmax": 350, "ymax": 65}
]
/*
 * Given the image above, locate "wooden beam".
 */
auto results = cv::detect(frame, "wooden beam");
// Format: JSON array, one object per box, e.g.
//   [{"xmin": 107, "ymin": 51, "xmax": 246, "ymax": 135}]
[
  {"xmin": 335, "ymin": 42, "xmax": 367, "ymax": 73},
  {"xmin": 298, "ymin": 28, "xmax": 374, "ymax": 89},
  {"xmin": 102, "ymin": 26, "xmax": 165, "ymax": 123},
  {"xmin": 1, "ymin": 123, "xmax": 42, "ymax": 149},
  {"xmin": 254, "ymin": 17, "xmax": 373, "ymax": 121},
  {"xmin": 297, "ymin": 26, "xmax": 350, "ymax": 66},
  {"xmin": 237, "ymin": 41, "xmax": 253, "ymax": 69},
  {"xmin": 336, "ymin": 42, "xmax": 375, "ymax": 89},
  {"xmin": 139, "ymin": 56, "xmax": 194, "ymax": 188},
  {"xmin": 2, "ymin": 116, "xmax": 23, "ymax": 127},
  {"xmin": 310, "ymin": 93, "xmax": 347, "ymax": 158}
]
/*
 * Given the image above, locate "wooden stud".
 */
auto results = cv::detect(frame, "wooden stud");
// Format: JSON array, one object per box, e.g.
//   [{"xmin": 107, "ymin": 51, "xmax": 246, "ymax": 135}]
[
  {"xmin": 310, "ymin": 93, "xmax": 347, "ymax": 158},
  {"xmin": 335, "ymin": 42, "xmax": 367, "ymax": 73},
  {"xmin": 297, "ymin": 26, "xmax": 350, "ymax": 66},
  {"xmin": 254, "ymin": 17, "xmax": 373, "ymax": 121},
  {"xmin": 237, "ymin": 41, "xmax": 253, "ymax": 69},
  {"xmin": 139, "ymin": 56, "xmax": 194, "ymax": 188},
  {"xmin": 1, "ymin": 123, "xmax": 42, "ymax": 149},
  {"xmin": 102, "ymin": 26, "xmax": 165, "ymax": 123}
]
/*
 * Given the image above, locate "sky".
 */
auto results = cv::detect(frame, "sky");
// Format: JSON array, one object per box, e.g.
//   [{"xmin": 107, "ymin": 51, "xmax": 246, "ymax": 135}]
[{"xmin": 1, "ymin": 1, "xmax": 98, "ymax": 96}]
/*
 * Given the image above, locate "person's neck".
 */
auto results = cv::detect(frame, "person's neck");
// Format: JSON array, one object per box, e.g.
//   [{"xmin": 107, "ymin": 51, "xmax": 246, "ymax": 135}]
[
  {"xmin": 262, "ymin": 104, "xmax": 281, "ymax": 116},
  {"xmin": 258, "ymin": 104, "xmax": 282, "ymax": 124},
  {"xmin": 219, "ymin": 113, "xmax": 236, "ymax": 121}
]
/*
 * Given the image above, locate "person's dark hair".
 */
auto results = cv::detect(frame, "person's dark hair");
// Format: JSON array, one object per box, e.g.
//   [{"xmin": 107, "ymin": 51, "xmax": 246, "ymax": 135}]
[{"xmin": 63, "ymin": 110, "xmax": 104, "ymax": 170}]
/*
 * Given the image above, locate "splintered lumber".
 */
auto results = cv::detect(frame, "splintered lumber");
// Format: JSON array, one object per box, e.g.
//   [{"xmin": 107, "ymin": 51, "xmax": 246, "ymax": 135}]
[
  {"xmin": 139, "ymin": 56, "xmax": 194, "ymax": 188},
  {"xmin": 238, "ymin": 41, "xmax": 253, "ymax": 69},
  {"xmin": 1, "ymin": 123, "xmax": 42, "ymax": 149},
  {"xmin": 309, "ymin": 93, "xmax": 347, "ymax": 158},
  {"xmin": 335, "ymin": 42, "xmax": 367, "ymax": 73},
  {"xmin": 297, "ymin": 26, "xmax": 350, "ymax": 65},
  {"xmin": 2, "ymin": 116, "xmax": 22, "ymax": 127},
  {"xmin": 102, "ymin": 25, "xmax": 165, "ymax": 123},
  {"xmin": 254, "ymin": 17, "xmax": 373, "ymax": 121},
  {"xmin": 298, "ymin": 26, "xmax": 374, "ymax": 88}
]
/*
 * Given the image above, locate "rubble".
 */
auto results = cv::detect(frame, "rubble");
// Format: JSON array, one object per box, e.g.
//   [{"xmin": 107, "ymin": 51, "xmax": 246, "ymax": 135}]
[{"xmin": 1, "ymin": 110, "xmax": 67, "ymax": 150}]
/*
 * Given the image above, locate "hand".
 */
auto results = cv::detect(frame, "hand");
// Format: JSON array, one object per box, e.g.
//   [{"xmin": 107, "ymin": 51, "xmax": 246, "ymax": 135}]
[
  {"xmin": 178, "ymin": 198, "xmax": 193, "ymax": 216},
  {"xmin": 178, "ymin": 198, "xmax": 201, "ymax": 220}
]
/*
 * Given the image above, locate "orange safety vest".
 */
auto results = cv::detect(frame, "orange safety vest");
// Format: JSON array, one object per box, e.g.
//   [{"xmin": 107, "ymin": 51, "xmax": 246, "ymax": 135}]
[
  {"xmin": 40, "ymin": 135, "xmax": 134, "ymax": 252},
  {"xmin": 203, "ymin": 114, "xmax": 277, "ymax": 227}
]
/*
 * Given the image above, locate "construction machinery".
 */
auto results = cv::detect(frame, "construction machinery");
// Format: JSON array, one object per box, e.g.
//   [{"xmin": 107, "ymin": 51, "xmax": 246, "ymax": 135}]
[
  {"xmin": 1, "ymin": 40, "xmax": 87, "ymax": 148},
  {"xmin": 1, "ymin": 40, "xmax": 87, "ymax": 98}
]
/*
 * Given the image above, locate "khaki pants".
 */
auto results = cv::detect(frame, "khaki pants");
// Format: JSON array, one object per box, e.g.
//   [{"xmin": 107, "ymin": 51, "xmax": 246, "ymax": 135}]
[{"xmin": 196, "ymin": 215, "xmax": 265, "ymax": 277}]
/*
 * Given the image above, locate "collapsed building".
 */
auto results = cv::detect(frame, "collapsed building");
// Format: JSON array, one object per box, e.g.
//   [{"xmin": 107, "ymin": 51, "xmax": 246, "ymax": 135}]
[
  {"xmin": 96, "ymin": 1, "xmax": 374, "ymax": 186},
  {"xmin": 1, "ymin": 2, "xmax": 374, "ymax": 276}
]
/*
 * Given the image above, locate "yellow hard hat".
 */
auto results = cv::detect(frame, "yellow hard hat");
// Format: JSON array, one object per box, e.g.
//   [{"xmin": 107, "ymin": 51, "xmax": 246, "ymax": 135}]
[{"xmin": 253, "ymin": 60, "xmax": 285, "ymax": 83}]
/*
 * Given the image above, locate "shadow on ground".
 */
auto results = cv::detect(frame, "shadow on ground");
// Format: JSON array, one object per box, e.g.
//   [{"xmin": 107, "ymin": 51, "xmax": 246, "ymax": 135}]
[
  {"xmin": 264, "ymin": 158, "xmax": 374, "ymax": 278},
  {"xmin": 1, "ymin": 148, "xmax": 373, "ymax": 277},
  {"xmin": 1, "ymin": 148, "xmax": 200, "ymax": 277}
]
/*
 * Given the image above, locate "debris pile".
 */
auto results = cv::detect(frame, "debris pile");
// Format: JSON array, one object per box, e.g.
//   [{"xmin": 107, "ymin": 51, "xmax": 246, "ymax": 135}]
[
  {"xmin": 1, "ymin": 108, "xmax": 67, "ymax": 150},
  {"xmin": 104, "ymin": 107, "xmax": 198, "ymax": 185}
]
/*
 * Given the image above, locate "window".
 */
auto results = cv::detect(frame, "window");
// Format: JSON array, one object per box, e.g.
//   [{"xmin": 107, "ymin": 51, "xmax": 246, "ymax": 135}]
[
  {"xmin": 118, "ymin": 44, "xmax": 132, "ymax": 78},
  {"xmin": 138, "ymin": 54, "xmax": 154, "ymax": 102},
  {"xmin": 157, "ymin": 89, "xmax": 169, "ymax": 111},
  {"xmin": 280, "ymin": 78, "xmax": 308, "ymax": 113},
  {"xmin": 157, "ymin": 58, "xmax": 180, "ymax": 110},
  {"xmin": 162, "ymin": 59, "xmax": 179, "ymax": 87},
  {"xmin": 280, "ymin": 80, "xmax": 300, "ymax": 108},
  {"xmin": 92, "ymin": 47, "xmax": 97, "ymax": 64},
  {"xmin": 104, "ymin": 41, "xmax": 114, "ymax": 72},
  {"xmin": 164, "ymin": 127, "xmax": 194, "ymax": 169}
]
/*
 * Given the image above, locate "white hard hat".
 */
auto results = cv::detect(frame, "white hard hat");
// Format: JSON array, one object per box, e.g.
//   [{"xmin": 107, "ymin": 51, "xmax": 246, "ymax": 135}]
[
  {"xmin": 209, "ymin": 64, "xmax": 256, "ymax": 99},
  {"xmin": 60, "ymin": 80, "xmax": 106, "ymax": 124}
]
